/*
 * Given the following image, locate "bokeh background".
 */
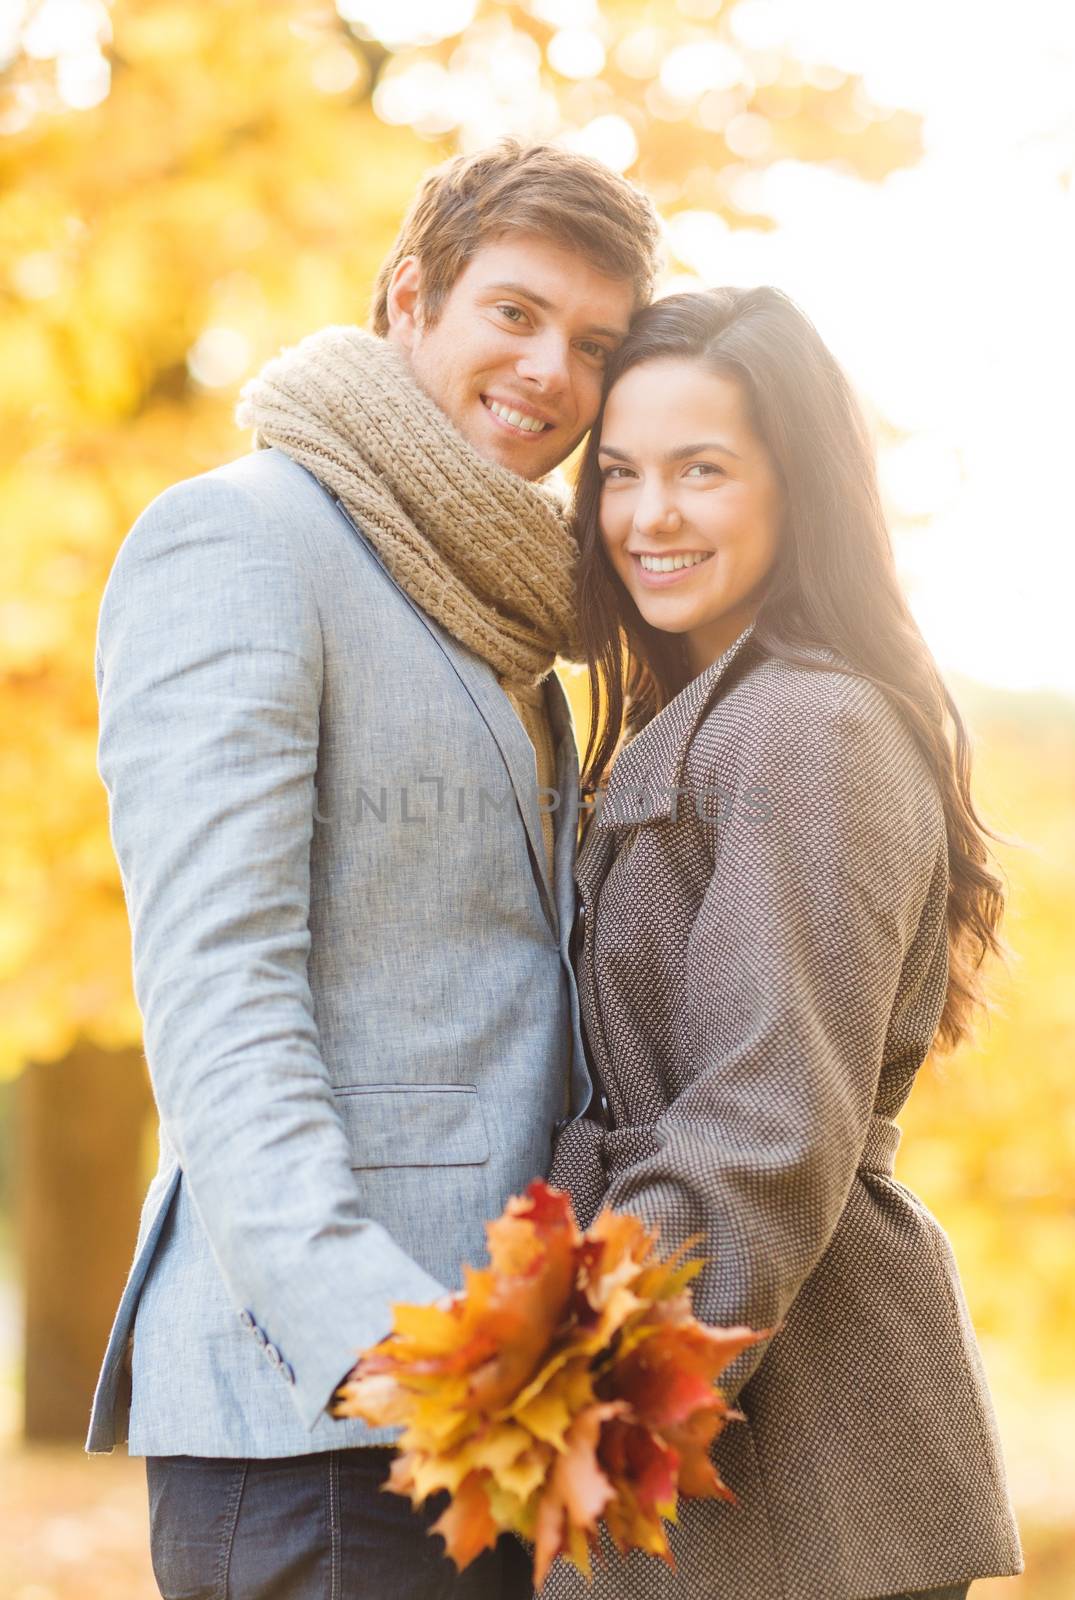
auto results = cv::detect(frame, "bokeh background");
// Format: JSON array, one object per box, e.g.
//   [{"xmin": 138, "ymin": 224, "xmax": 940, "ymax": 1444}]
[{"xmin": 1, "ymin": 1, "xmax": 1073, "ymax": 1594}]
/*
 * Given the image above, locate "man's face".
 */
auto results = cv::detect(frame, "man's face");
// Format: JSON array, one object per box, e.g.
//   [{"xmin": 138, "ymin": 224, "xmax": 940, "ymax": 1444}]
[{"xmin": 386, "ymin": 232, "xmax": 637, "ymax": 481}]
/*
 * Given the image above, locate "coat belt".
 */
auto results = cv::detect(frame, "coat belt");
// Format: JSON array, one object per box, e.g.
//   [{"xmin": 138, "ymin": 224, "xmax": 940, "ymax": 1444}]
[{"xmin": 858, "ymin": 1114, "xmax": 901, "ymax": 1176}]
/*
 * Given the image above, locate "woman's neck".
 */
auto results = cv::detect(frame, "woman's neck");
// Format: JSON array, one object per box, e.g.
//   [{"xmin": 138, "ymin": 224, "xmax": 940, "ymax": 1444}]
[{"xmin": 685, "ymin": 602, "xmax": 759, "ymax": 678}]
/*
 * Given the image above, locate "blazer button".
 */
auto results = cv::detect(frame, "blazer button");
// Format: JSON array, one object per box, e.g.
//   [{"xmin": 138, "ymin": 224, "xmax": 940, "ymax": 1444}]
[
  {"xmin": 238, "ymin": 1309, "xmax": 255, "ymax": 1331},
  {"xmin": 253, "ymin": 1327, "xmax": 268, "ymax": 1348},
  {"xmin": 265, "ymin": 1343, "xmax": 282, "ymax": 1369},
  {"xmin": 281, "ymin": 1361, "xmax": 295, "ymax": 1385}
]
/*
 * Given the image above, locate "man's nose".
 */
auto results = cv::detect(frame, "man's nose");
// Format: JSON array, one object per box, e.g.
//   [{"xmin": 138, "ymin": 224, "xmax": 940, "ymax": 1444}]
[{"xmin": 515, "ymin": 331, "xmax": 571, "ymax": 393}]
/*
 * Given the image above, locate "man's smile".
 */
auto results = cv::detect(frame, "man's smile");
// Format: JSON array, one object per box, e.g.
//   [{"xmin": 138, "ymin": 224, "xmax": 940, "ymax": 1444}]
[{"xmin": 480, "ymin": 395, "xmax": 556, "ymax": 436}]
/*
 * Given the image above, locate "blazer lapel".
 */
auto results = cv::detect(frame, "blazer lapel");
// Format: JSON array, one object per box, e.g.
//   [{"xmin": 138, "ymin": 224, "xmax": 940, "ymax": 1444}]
[
  {"xmin": 434, "ymin": 638, "xmax": 559, "ymax": 925},
  {"xmin": 333, "ymin": 496, "xmax": 559, "ymax": 929},
  {"xmin": 546, "ymin": 674, "xmax": 581, "ymax": 947}
]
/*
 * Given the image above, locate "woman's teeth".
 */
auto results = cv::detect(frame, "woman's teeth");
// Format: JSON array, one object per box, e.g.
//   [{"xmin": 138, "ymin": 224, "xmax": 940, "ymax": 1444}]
[
  {"xmin": 483, "ymin": 398, "xmax": 549, "ymax": 433},
  {"xmin": 639, "ymin": 552, "xmax": 712, "ymax": 572}
]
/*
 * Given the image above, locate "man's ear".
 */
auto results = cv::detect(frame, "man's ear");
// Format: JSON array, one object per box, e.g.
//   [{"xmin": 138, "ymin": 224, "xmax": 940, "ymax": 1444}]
[{"xmin": 385, "ymin": 255, "xmax": 423, "ymax": 351}]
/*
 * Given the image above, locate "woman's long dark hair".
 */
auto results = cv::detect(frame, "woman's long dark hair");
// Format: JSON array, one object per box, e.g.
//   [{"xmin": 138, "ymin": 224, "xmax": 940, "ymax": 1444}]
[{"xmin": 576, "ymin": 286, "xmax": 1002, "ymax": 1050}]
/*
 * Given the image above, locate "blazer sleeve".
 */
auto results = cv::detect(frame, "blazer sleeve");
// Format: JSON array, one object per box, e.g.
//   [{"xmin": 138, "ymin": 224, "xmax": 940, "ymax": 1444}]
[
  {"xmin": 555, "ymin": 676, "xmax": 946, "ymax": 1400},
  {"xmin": 96, "ymin": 474, "xmax": 444, "ymax": 1431}
]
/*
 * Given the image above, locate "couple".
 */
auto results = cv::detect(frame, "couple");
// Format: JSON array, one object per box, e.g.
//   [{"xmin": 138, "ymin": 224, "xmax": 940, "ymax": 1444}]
[{"xmin": 88, "ymin": 143, "xmax": 1021, "ymax": 1600}]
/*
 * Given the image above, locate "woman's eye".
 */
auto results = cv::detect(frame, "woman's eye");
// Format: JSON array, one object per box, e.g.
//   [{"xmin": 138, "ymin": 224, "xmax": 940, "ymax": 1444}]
[
  {"xmin": 578, "ymin": 340, "xmax": 609, "ymax": 363},
  {"xmin": 601, "ymin": 466, "xmax": 635, "ymax": 481},
  {"xmin": 497, "ymin": 304, "xmax": 526, "ymax": 324},
  {"xmin": 684, "ymin": 462, "xmax": 724, "ymax": 478}
]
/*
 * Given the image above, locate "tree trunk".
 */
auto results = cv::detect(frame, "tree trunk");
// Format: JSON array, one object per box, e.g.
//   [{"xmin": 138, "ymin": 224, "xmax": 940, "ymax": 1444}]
[{"xmin": 18, "ymin": 1038, "xmax": 154, "ymax": 1441}]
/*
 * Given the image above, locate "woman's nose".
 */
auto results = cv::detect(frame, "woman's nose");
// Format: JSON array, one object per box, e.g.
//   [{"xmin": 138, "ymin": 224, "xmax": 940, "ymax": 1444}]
[{"xmin": 634, "ymin": 496, "xmax": 683, "ymax": 539}]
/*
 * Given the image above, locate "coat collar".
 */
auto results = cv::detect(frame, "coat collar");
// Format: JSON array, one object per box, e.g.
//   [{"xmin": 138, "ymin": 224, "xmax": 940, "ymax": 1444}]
[{"xmin": 594, "ymin": 624, "xmax": 758, "ymax": 831}]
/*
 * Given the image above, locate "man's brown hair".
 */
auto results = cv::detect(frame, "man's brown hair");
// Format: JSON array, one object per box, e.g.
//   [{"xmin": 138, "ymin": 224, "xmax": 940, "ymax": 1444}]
[{"xmin": 370, "ymin": 141, "xmax": 663, "ymax": 336}]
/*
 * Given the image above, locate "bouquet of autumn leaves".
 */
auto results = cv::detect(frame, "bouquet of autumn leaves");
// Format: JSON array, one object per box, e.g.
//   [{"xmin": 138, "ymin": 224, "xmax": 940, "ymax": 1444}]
[{"xmin": 332, "ymin": 1180, "xmax": 765, "ymax": 1589}]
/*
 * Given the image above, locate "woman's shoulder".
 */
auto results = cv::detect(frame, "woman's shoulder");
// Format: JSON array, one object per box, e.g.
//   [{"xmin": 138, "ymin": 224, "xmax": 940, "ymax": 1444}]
[
  {"xmin": 705, "ymin": 642, "xmax": 895, "ymax": 731},
  {"xmin": 690, "ymin": 645, "xmax": 936, "ymax": 799},
  {"xmin": 680, "ymin": 648, "xmax": 947, "ymax": 863}
]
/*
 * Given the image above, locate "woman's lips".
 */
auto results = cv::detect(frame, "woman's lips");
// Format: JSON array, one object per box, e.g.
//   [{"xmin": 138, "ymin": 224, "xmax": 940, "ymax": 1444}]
[{"xmin": 631, "ymin": 551, "xmax": 715, "ymax": 588}]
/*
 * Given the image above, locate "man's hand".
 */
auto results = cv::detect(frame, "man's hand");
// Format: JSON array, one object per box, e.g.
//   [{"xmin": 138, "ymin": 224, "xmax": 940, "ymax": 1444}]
[{"xmin": 332, "ymin": 1294, "xmax": 461, "ymax": 1412}]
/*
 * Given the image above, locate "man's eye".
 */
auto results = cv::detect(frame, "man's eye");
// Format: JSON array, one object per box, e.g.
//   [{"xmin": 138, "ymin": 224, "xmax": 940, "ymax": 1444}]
[{"xmin": 578, "ymin": 341, "xmax": 609, "ymax": 363}]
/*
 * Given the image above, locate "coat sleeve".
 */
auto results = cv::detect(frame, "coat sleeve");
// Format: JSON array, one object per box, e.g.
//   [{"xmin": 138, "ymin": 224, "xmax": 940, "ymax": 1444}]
[
  {"xmin": 96, "ymin": 474, "xmax": 444, "ymax": 1431},
  {"xmin": 553, "ymin": 675, "xmax": 946, "ymax": 1399}
]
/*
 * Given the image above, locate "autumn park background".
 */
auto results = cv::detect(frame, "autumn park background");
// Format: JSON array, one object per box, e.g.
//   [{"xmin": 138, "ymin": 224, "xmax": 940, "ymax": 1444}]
[{"xmin": 1, "ymin": 0, "xmax": 1074, "ymax": 1594}]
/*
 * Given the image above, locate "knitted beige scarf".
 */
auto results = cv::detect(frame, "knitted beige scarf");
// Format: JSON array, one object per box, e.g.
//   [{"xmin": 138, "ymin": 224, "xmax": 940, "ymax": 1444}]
[{"xmin": 236, "ymin": 325, "xmax": 579, "ymax": 688}]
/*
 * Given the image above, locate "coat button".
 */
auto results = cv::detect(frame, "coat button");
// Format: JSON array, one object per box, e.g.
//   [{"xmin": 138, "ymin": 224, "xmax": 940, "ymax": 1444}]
[
  {"xmin": 238, "ymin": 1309, "xmax": 255, "ymax": 1330},
  {"xmin": 253, "ymin": 1326, "xmax": 267, "ymax": 1348},
  {"xmin": 265, "ymin": 1343, "xmax": 282, "ymax": 1368},
  {"xmin": 281, "ymin": 1362, "xmax": 295, "ymax": 1385}
]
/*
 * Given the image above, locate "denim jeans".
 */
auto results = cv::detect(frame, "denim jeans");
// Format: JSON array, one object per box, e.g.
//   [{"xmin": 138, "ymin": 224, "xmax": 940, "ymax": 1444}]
[{"xmin": 145, "ymin": 1448, "xmax": 532, "ymax": 1599}]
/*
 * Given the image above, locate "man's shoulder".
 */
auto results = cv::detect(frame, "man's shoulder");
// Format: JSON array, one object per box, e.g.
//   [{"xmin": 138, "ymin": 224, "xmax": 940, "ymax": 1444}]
[
  {"xmin": 145, "ymin": 447, "xmax": 339, "ymax": 531},
  {"xmin": 110, "ymin": 449, "xmax": 352, "ymax": 593}
]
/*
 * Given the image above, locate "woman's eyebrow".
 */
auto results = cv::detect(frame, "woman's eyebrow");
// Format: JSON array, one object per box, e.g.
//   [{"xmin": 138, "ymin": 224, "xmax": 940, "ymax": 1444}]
[
  {"xmin": 666, "ymin": 440, "xmax": 742, "ymax": 461},
  {"xmin": 597, "ymin": 441, "xmax": 742, "ymax": 461}
]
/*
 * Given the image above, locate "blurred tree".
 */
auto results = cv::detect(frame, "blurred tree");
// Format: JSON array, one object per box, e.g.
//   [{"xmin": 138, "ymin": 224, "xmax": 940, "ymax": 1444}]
[
  {"xmin": 18, "ymin": 1042, "xmax": 153, "ymax": 1439},
  {"xmin": 0, "ymin": 0, "xmax": 923, "ymax": 1438}
]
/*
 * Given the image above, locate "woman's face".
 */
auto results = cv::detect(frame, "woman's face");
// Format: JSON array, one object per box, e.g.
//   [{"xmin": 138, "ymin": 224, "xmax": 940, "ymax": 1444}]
[{"xmin": 598, "ymin": 357, "xmax": 783, "ymax": 675}]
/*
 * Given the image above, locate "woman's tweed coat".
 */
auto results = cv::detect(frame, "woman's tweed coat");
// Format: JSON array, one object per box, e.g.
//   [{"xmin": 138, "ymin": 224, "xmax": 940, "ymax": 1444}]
[{"xmin": 545, "ymin": 630, "xmax": 1021, "ymax": 1600}]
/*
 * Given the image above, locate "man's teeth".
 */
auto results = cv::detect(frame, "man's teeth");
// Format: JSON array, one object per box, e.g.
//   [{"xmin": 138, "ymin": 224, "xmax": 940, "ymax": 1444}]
[
  {"xmin": 639, "ymin": 552, "xmax": 712, "ymax": 573},
  {"xmin": 484, "ymin": 398, "xmax": 548, "ymax": 433}
]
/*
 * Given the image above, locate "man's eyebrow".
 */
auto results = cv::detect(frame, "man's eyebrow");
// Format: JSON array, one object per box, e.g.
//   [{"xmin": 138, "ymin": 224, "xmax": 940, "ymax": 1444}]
[
  {"xmin": 598, "ymin": 441, "xmax": 743, "ymax": 461},
  {"xmin": 484, "ymin": 282, "xmax": 628, "ymax": 341}
]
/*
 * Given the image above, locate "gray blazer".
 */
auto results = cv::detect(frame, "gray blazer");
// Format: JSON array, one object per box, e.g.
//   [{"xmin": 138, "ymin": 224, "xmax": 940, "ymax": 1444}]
[
  {"xmin": 87, "ymin": 447, "xmax": 591, "ymax": 1458},
  {"xmin": 548, "ymin": 630, "xmax": 1021, "ymax": 1600}
]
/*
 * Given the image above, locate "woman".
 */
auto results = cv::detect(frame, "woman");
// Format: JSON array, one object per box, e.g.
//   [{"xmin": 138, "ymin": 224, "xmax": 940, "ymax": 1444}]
[{"xmin": 545, "ymin": 289, "xmax": 1022, "ymax": 1600}]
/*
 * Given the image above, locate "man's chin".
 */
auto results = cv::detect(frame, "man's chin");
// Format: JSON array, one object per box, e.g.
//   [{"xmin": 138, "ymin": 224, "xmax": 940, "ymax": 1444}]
[{"xmin": 466, "ymin": 433, "xmax": 560, "ymax": 483}]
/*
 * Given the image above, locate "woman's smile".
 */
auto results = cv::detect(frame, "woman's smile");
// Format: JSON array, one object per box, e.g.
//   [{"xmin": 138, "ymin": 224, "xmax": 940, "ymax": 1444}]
[{"xmin": 631, "ymin": 548, "xmax": 716, "ymax": 583}]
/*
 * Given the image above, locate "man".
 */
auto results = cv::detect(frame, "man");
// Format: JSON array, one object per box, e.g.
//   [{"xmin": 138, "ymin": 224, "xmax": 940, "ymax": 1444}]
[{"xmin": 88, "ymin": 142, "xmax": 661, "ymax": 1597}]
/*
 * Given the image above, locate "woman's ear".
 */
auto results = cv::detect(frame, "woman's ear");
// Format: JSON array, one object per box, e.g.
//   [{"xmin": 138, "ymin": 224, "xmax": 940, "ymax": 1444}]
[{"xmin": 384, "ymin": 255, "xmax": 422, "ymax": 351}]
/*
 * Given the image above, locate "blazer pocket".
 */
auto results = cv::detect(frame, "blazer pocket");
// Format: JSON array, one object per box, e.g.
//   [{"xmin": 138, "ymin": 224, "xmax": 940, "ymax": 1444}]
[{"xmin": 332, "ymin": 1083, "xmax": 490, "ymax": 1169}]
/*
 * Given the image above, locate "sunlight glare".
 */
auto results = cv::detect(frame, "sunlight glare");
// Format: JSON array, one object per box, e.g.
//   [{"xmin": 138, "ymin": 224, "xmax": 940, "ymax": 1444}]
[
  {"xmin": 336, "ymin": 0, "xmax": 478, "ymax": 50},
  {"xmin": 562, "ymin": 114, "xmax": 638, "ymax": 174},
  {"xmin": 547, "ymin": 29, "xmax": 606, "ymax": 81}
]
